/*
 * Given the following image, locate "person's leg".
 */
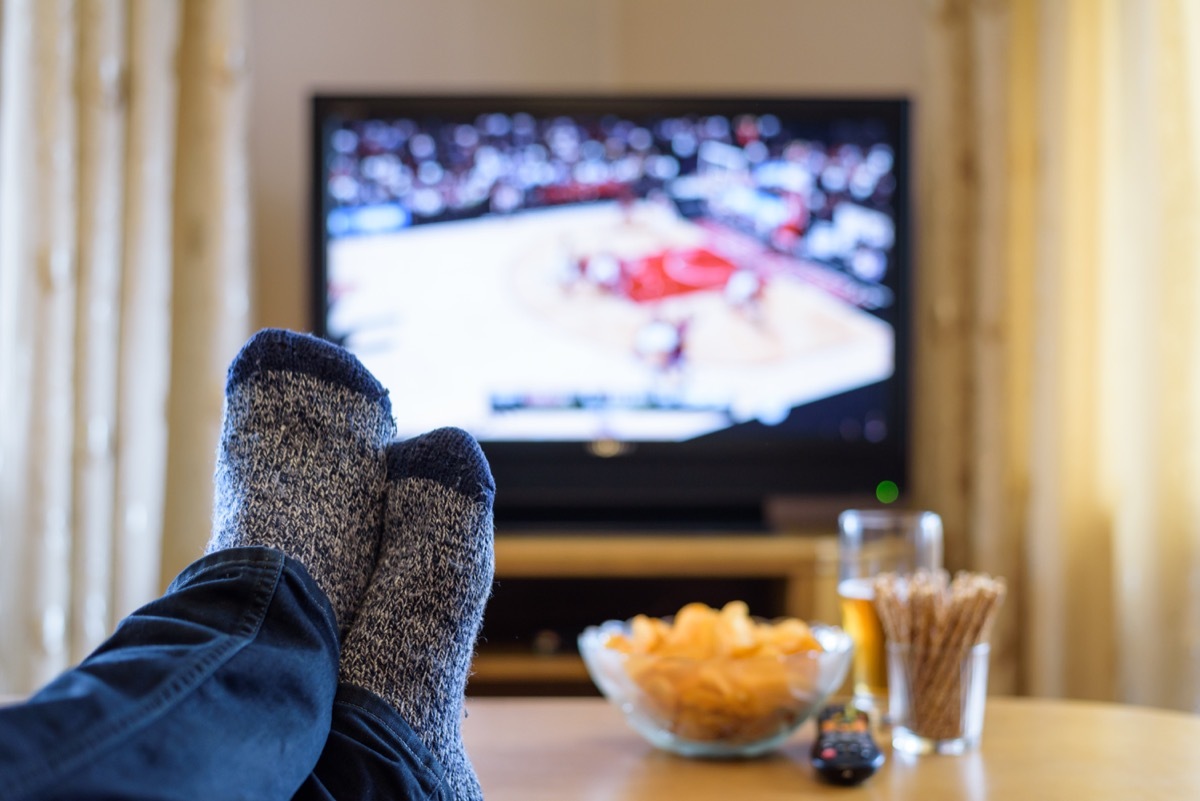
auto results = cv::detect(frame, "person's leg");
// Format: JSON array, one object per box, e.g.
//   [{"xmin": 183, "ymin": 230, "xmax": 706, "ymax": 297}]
[
  {"xmin": 0, "ymin": 548, "xmax": 338, "ymax": 801},
  {"xmin": 294, "ymin": 685, "xmax": 453, "ymax": 801},
  {"xmin": 295, "ymin": 427, "xmax": 495, "ymax": 801},
  {"xmin": 0, "ymin": 329, "xmax": 396, "ymax": 800}
]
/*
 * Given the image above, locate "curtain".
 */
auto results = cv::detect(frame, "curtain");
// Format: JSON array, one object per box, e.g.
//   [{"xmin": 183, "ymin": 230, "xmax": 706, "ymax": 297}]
[
  {"xmin": 919, "ymin": 0, "xmax": 1200, "ymax": 710},
  {"xmin": 0, "ymin": 0, "xmax": 250, "ymax": 696}
]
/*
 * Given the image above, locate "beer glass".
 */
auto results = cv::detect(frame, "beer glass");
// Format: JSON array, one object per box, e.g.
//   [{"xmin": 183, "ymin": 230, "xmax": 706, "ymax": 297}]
[{"xmin": 837, "ymin": 509, "xmax": 942, "ymax": 713}]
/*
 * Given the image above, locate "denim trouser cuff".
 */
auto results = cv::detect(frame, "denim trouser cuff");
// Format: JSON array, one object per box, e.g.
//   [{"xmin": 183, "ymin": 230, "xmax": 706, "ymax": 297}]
[{"xmin": 0, "ymin": 545, "xmax": 449, "ymax": 801}]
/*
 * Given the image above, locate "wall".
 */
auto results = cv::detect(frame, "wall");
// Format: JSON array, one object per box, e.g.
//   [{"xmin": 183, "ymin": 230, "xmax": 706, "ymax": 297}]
[
  {"xmin": 615, "ymin": 0, "xmax": 923, "ymax": 94},
  {"xmin": 248, "ymin": 0, "xmax": 923, "ymax": 330}
]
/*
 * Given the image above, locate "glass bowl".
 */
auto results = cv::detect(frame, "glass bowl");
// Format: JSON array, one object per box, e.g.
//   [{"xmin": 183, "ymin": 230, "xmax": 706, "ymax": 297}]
[{"xmin": 578, "ymin": 618, "xmax": 853, "ymax": 758}]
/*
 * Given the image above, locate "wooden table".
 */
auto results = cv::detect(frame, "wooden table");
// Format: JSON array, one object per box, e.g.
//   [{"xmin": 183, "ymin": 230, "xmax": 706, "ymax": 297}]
[{"xmin": 463, "ymin": 696, "xmax": 1200, "ymax": 800}]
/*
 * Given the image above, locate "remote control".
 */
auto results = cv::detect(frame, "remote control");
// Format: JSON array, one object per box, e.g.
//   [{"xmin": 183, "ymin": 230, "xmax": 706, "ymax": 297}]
[{"xmin": 810, "ymin": 703, "xmax": 885, "ymax": 786}]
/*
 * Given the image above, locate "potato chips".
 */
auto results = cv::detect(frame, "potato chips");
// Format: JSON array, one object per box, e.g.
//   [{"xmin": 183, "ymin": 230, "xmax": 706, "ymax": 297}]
[{"xmin": 602, "ymin": 601, "xmax": 826, "ymax": 744}]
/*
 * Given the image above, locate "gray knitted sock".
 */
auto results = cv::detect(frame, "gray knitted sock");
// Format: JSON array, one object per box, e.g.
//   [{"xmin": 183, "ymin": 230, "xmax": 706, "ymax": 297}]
[
  {"xmin": 339, "ymin": 427, "xmax": 495, "ymax": 801},
  {"xmin": 207, "ymin": 328, "xmax": 396, "ymax": 635}
]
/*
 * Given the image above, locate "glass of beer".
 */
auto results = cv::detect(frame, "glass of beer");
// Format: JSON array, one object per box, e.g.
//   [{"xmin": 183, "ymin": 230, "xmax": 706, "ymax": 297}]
[{"xmin": 837, "ymin": 509, "xmax": 942, "ymax": 714}]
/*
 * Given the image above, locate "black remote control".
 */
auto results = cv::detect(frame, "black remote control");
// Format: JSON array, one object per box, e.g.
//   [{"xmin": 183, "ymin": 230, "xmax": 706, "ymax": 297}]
[{"xmin": 810, "ymin": 703, "xmax": 885, "ymax": 786}]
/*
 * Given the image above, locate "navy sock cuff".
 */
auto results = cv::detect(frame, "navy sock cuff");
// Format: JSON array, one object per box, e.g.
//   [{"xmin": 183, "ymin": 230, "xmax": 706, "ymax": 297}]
[
  {"xmin": 226, "ymin": 328, "xmax": 390, "ymax": 405},
  {"xmin": 386, "ymin": 428, "xmax": 495, "ymax": 504}
]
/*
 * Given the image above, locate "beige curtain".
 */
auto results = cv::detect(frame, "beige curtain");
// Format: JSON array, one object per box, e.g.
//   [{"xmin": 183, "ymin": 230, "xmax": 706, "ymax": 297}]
[
  {"xmin": 0, "ymin": 0, "xmax": 250, "ymax": 696},
  {"xmin": 920, "ymin": 0, "xmax": 1200, "ymax": 710}
]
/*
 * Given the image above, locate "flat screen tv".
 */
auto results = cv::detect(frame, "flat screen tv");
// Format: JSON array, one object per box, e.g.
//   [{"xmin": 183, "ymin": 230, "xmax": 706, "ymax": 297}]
[{"xmin": 312, "ymin": 94, "xmax": 912, "ymax": 529}]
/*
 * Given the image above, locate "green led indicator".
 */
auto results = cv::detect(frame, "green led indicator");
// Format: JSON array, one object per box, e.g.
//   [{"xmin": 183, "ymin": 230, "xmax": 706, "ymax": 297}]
[{"xmin": 876, "ymin": 480, "xmax": 900, "ymax": 504}]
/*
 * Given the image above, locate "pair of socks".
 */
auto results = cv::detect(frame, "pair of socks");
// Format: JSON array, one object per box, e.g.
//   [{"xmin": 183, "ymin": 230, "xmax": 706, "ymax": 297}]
[{"xmin": 206, "ymin": 329, "xmax": 494, "ymax": 801}]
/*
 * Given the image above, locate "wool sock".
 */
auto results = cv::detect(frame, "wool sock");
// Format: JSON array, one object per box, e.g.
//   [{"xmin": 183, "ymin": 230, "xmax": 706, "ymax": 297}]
[
  {"xmin": 207, "ymin": 328, "xmax": 396, "ymax": 635},
  {"xmin": 339, "ymin": 427, "xmax": 495, "ymax": 801}
]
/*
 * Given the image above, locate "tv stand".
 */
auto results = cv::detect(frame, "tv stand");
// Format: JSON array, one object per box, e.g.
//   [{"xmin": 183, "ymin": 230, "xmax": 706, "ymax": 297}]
[{"xmin": 470, "ymin": 527, "xmax": 839, "ymax": 694}]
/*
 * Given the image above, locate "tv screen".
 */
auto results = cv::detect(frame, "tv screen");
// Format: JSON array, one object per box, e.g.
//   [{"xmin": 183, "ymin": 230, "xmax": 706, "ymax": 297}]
[{"xmin": 312, "ymin": 94, "xmax": 911, "ymax": 528}]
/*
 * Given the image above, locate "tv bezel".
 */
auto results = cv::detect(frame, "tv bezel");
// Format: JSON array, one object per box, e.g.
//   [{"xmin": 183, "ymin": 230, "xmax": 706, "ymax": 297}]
[{"xmin": 310, "ymin": 93, "xmax": 913, "ymax": 529}]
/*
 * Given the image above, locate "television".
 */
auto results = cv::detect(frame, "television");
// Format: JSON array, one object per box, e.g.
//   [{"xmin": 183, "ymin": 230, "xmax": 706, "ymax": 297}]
[{"xmin": 312, "ymin": 94, "xmax": 912, "ymax": 529}]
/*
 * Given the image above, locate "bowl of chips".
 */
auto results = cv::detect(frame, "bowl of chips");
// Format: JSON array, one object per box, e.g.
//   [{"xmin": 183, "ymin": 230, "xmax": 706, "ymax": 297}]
[{"xmin": 579, "ymin": 601, "xmax": 853, "ymax": 758}]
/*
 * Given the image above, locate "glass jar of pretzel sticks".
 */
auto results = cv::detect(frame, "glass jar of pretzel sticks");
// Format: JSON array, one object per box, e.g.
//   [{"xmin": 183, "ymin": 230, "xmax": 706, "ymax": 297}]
[{"xmin": 874, "ymin": 569, "xmax": 1006, "ymax": 755}]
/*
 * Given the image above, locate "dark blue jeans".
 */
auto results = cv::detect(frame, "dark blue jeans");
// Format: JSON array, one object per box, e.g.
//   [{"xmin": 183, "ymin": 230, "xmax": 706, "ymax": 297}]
[{"xmin": 0, "ymin": 547, "xmax": 449, "ymax": 801}]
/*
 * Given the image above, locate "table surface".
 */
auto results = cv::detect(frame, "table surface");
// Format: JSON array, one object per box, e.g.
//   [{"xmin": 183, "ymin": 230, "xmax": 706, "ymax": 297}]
[{"xmin": 463, "ymin": 696, "xmax": 1200, "ymax": 800}]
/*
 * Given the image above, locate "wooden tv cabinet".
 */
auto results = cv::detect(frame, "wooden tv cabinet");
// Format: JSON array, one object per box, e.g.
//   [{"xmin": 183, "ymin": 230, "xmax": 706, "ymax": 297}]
[{"xmin": 470, "ymin": 529, "xmax": 839, "ymax": 693}]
